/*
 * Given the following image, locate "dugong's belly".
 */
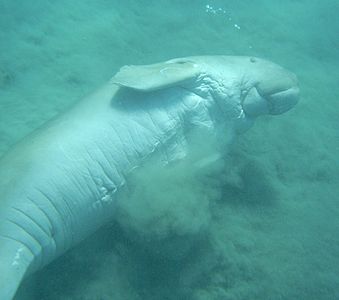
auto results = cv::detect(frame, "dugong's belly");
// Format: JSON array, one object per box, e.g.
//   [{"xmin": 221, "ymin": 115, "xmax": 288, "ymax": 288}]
[
  {"xmin": 0, "ymin": 120, "xmax": 151, "ymax": 273},
  {"xmin": 0, "ymin": 123, "xmax": 123, "ymax": 273}
]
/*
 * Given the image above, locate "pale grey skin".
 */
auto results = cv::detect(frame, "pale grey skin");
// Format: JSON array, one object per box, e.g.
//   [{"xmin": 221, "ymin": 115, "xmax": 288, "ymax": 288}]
[{"xmin": 0, "ymin": 56, "xmax": 299, "ymax": 299}]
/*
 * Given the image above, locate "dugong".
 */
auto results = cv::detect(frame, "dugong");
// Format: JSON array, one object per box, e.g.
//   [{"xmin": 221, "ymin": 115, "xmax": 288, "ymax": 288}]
[{"xmin": 0, "ymin": 56, "xmax": 299, "ymax": 299}]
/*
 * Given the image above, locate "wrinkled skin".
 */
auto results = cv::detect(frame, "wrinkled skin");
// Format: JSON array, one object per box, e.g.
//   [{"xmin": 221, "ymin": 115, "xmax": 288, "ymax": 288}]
[{"xmin": 0, "ymin": 56, "xmax": 299, "ymax": 299}]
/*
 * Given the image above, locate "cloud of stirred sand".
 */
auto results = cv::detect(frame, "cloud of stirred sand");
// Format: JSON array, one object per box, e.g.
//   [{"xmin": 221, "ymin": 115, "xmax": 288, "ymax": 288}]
[{"xmin": 114, "ymin": 129, "xmax": 229, "ymax": 254}]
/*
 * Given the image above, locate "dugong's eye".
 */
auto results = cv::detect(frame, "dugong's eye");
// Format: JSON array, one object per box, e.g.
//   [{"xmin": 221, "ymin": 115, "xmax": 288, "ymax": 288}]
[{"xmin": 170, "ymin": 60, "xmax": 195, "ymax": 65}]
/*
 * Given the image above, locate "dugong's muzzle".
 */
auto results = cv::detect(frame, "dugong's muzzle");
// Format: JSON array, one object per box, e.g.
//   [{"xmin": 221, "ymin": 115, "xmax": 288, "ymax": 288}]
[
  {"xmin": 242, "ymin": 85, "xmax": 299, "ymax": 116},
  {"xmin": 242, "ymin": 60, "xmax": 299, "ymax": 117}
]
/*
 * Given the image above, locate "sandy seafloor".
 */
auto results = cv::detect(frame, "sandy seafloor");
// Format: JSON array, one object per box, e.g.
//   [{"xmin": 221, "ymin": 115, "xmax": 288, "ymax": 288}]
[{"xmin": 0, "ymin": 0, "xmax": 338, "ymax": 299}]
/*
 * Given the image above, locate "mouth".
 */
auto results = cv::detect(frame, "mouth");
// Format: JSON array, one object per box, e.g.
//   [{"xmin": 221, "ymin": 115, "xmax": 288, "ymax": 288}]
[
  {"xmin": 265, "ymin": 86, "xmax": 299, "ymax": 115},
  {"xmin": 242, "ymin": 85, "xmax": 299, "ymax": 117}
]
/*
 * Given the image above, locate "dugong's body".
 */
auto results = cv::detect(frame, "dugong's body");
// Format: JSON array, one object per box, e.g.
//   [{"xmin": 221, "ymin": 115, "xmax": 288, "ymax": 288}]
[{"xmin": 0, "ymin": 56, "xmax": 299, "ymax": 299}]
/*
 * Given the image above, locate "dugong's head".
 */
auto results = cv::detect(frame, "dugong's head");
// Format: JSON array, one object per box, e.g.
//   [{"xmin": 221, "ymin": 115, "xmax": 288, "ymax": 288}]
[
  {"xmin": 113, "ymin": 55, "xmax": 299, "ymax": 121},
  {"xmin": 242, "ymin": 57, "xmax": 299, "ymax": 116},
  {"xmin": 167, "ymin": 56, "xmax": 299, "ymax": 118}
]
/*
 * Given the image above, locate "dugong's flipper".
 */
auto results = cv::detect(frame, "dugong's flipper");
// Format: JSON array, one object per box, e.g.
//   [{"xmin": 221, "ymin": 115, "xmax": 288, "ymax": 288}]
[
  {"xmin": 0, "ymin": 237, "xmax": 34, "ymax": 299},
  {"xmin": 112, "ymin": 59, "xmax": 200, "ymax": 91}
]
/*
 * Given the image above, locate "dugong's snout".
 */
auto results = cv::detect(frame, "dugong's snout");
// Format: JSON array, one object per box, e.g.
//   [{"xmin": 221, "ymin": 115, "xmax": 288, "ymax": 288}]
[
  {"xmin": 242, "ymin": 58, "xmax": 299, "ymax": 117},
  {"xmin": 265, "ymin": 84, "xmax": 299, "ymax": 115}
]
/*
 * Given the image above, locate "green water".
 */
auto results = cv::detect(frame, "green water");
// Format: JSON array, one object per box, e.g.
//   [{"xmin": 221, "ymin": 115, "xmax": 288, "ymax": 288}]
[{"xmin": 0, "ymin": 0, "xmax": 338, "ymax": 299}]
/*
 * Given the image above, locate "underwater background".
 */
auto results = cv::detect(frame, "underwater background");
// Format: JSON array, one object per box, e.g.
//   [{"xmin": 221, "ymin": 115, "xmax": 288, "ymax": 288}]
[{"xmin": 0, "ymin": 0, "xmax": 338, "ymax": 299}]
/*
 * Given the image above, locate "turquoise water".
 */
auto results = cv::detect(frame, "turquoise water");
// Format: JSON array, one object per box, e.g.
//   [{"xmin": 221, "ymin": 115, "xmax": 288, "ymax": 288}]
[{"xmin": 0, "ymin": 0, "xmax": 338, "ymax": 299}]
